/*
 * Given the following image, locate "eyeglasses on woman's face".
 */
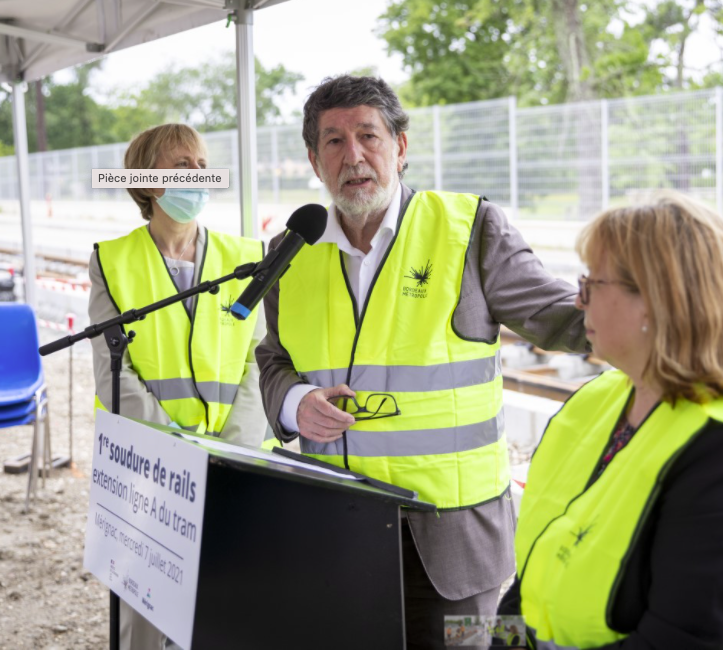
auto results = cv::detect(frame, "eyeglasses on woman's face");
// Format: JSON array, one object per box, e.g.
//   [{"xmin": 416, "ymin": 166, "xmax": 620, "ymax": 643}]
[{"xmin": 577, "ymin": 274, "xmax": 635, "ymax": 306}]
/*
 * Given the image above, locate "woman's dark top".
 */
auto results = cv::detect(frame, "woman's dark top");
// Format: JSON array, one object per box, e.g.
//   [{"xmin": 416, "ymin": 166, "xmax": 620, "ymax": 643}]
[{"xmin": 499, "ymin": 420, "xmax": 723, "ymax": 649}]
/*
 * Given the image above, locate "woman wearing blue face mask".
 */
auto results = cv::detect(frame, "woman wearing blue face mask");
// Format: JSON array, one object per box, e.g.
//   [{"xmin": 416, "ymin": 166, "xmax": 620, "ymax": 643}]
[{"xmin": 88, "ymin": 124, "xmax": 272, "ymax": 650}]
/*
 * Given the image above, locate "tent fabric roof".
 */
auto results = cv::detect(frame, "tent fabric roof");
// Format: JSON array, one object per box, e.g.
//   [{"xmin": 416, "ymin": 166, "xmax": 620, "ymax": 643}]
[
  {"xmin": 3, "ymin": 0, "xmax": 289, "ymax": 308},
  {"xmin": 0, "ymin": 0, "xmax": 288, "ymax": 83}
]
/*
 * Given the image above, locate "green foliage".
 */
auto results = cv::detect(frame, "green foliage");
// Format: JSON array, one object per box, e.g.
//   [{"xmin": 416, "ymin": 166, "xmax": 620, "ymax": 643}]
[
  {"xmin": 640, "ymin": 0, "xmax": 723, "ymax": 89},
  {"xmin": 104, "ymin": 101, "xmax": 164, "ymax": 144},
  {"xmin": 0, "ymin": 62, "xmax": 117, "ymax": 153},
  {"xmin": 107, "ymin": 52, "xmax": 302, "ymax": 136},
  {"xmin": 377, "ymin": 0, "xmax": 516, "ymax": 105},
  {"xmin": 592, "ymin": 23, "xmax": 664, "ymax": 97},
  {"xmin": 0, "ymin": 88, "xmax": 13, "ymax": 154},
  {"xmin": 255, "ymin": 57, "xmax": 305, "ymax": 126},
  {"xmin": 695, "ymin": 70, "xmax": 723, "ymax": 88},
  {"xmin": 0, "ymin": 53, "xmax": 303, "ymax": 153},
  {"xmin": 377, "ymin": 0, "xmax": 679, "ymax": 107},
  {"xmin": 40, "ymin": 63, "xmax": 118, "ymax": 150}
]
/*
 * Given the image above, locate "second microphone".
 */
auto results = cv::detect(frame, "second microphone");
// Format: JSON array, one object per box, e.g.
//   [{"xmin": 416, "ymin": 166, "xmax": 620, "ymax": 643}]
[{"xmin": 230, "ymin": 203, "xmax": 328, "ymax": 320}]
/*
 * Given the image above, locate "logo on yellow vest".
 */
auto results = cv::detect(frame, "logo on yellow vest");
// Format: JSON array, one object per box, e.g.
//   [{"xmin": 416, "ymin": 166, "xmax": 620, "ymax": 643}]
[
  {"xmin": 556, "ymin": 522, "xmax": 595, "ymax": 567},
  {"xmin": 403, "ymin": 260, "xmax": 433, "ymax": 299},
  {"xmin": 220, "ymin": 296, "xmax": 238, "ymax": 326},
  {"xmin": 572, "ymin": 523, "xmax": 594, "ymax": 546}
]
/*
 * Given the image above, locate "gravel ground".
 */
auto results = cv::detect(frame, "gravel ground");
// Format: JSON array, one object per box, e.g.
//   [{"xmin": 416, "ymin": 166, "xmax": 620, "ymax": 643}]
[
  {"xmin": 0, "ymin": 328, "xmax": 534, "ymax": 649},
  {"xmin": 0, "ymin": 334, "xmax": 108, "ymax": 649}
]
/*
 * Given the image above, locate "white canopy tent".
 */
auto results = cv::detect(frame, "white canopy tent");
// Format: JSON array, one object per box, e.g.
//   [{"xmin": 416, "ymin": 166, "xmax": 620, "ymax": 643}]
[{"xmin": 0, "ymin": 0, "xmax": 290, "ymax": 307}]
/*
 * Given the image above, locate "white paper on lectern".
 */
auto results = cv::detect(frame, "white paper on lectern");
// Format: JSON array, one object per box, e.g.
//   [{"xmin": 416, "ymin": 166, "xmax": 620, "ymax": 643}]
[
  {"xmin": 84, "ymin": 411, "xmax": 208, "ymax": 650},
  {"xmin": 176, "ymin": 432, "xmax": 363, "ymax": 481}
]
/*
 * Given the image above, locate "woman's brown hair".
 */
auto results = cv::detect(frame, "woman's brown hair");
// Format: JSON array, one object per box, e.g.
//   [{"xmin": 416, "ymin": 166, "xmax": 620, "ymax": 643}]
[{"xmin": 577, "ymin": 190, "xmax": 723, "ymax": 403}]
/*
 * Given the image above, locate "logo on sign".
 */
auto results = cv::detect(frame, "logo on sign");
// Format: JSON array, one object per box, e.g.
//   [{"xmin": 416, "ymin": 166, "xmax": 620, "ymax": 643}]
[
  {"xmin": 109, "ymin": 558, "xmax": 119, "ymax": 582},
  {"xmin": 122, "ymin": 572, "xmax": 140, "ymax": 597},
  {"xmin": 142, "ymin": 587, "xmax": 154, "ymax": 612}
]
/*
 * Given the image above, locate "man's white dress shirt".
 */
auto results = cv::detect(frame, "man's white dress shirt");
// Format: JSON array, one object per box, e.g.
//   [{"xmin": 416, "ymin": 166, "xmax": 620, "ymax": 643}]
[{"xmin": 279, "ymin": 184, "xmax": 402, "ymax": 432}]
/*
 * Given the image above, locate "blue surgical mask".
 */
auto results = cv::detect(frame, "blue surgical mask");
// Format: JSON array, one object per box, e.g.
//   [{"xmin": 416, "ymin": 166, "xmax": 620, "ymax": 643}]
[{"xmin": 156, "ymin": 189, "xmax": 209, "ymax": 223}]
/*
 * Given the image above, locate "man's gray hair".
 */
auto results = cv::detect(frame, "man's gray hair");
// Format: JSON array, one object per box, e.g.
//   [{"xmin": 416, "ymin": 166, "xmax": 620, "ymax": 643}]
[{"xmin": 303, "ymin": 75, "xmax": 410, "ymax": 156}]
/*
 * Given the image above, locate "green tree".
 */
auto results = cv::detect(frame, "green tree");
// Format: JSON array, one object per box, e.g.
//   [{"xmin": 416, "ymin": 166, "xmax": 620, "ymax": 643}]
[
  {"xmin": 0, "ymin": 61, "xmax": 118, "ymax": 153},
  {"xmin": 696, "ymin": 70, "xmax": 723, "ymax": 88},
  {"xmin": 377, "ymin": 0, "xmax": 515, "ymax": 106},
  {"xmin": 592, "ymin": 23, "xmax": 665, "ymax": 98},
  {"xmin": 377, "ymin": 0, "xmax": 662, "ymax": 107},
  {"xmin": 112, "ymin": 52, "xmax": 303, "ymax": 134},
  {"xmin": 41, "ymin": 62, "xmax": 118, "ymax": 150},
  {"xmin": 0, "ymin": 87, "xmax": 13, "ymax": 154},
  {"xmin": 642, "ymin": 0, "xmax": 723, "ymax": 89},
  {"xmin": 550, "ymin": 0, "xmax": 598, "ymax": 101},
  {"xmin": 0, "ymin": 54, "xmax": 303, "ymax": 153}
]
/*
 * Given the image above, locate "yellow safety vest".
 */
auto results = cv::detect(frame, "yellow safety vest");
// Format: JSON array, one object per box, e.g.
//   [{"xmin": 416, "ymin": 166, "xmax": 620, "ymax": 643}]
[
  {"xmin": 516, "ymin": 370, "xmax": 723, "ymax": 649},
  {"xmin": 278, "ymin": 190, "xmax": 510, "ymax": 509},
  {"xmin": 95, "ymin": 225, "xmax": 262, "ymax": 436}
]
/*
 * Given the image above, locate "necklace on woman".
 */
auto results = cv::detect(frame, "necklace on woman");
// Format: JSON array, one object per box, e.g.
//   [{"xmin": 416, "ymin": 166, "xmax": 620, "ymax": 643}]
[
  {"xmin": 165, "ymin": 229, "xmax": 196, "ymax": 276},
  {"xmin": 596, "ymin": 415, "xmax": 637, "ymax": 478}
]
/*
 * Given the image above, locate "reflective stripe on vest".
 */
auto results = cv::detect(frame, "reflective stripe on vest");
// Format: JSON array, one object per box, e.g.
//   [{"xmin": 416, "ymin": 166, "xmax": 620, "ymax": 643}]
[
  {"xmin": 302, "ymin": 409, "xmax": 504, "ymax": 457},
  {"xmin": 94, "ymin": 394, "xmax": 228, "ymax": 437},
  {"xmin": 95, "ymin": 226, "xmax": 262, "ymax": 434},
  {"xmin": 278, "ymin": 190, "xmax": 510, "ymax": 509},
  {"xmin": 516, "ymin": 370, "xmax": 722, "ymax": 648},
  {"xmin": 301, "ymin": 354, "xmax": 501, "ymax": 393},
  {"xmin": 143, "ymin": 378, "xmax": 238, "ymax": 404}
]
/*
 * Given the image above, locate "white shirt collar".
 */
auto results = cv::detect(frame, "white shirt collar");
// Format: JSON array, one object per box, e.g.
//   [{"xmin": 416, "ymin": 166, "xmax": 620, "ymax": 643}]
[{"xmin": 319, "ymin": 184, "xmax": 402, "ymax": 257}]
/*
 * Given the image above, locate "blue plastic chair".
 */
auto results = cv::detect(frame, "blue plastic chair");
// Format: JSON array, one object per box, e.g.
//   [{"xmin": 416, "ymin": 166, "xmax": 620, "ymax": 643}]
[
  {"xmin": 0, "ymin": 304, "xmax": 45, "ymax": 404},
  {"xmin": 0, "ymin": 304, "xmax": 52, "ymax": 511},
  {"xmin": 0, "ymin": 399, "xmax": 37, "ymax": 421}
]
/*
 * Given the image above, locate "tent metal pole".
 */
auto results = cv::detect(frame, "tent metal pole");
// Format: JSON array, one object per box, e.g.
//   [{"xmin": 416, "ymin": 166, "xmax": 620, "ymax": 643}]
[
  {"xmin": 234, "ymin": 5, "xmax": 259, "ymax": 238},
  {"xmin": 12, "ymin": 82, "xmax": 37, "ymax": 308}
]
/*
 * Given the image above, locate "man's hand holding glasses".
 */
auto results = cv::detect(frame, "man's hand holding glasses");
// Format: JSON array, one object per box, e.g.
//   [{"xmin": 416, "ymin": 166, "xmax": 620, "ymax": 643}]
[
  {"xmin": 297, "ymin": 384, "xmax": 357, "ymax": 443},
  {"xmin": 297, "ymin": 384, "xmax": 402, "ymax": 444}
]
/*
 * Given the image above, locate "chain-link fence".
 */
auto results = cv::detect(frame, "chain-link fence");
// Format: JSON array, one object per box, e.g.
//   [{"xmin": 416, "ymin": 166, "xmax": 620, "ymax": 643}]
[{"xmin": 1, "ymin": 88, "xmax": 721, "ymax": 220}]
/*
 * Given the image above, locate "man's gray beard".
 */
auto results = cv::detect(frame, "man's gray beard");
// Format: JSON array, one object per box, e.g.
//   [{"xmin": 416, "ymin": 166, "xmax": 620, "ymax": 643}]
[{"xmin": 331, "ymin": 178, "xmax": 397, "ymax": 223}]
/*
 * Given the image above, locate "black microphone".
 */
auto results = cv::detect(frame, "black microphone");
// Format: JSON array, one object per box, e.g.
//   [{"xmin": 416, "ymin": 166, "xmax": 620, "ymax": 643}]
[{"xmin": 230, "ymin": 204, "xmax": 328, "ymax": 320}]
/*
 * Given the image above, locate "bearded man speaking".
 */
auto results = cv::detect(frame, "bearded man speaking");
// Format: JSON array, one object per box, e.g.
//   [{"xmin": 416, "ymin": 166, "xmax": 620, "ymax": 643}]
[{"xmin": 256, "ymin": 75, "xmax": 587, "ymax": 650}]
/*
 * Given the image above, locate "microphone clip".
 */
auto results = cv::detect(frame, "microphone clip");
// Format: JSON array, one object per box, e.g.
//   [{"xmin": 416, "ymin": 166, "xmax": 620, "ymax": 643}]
[{"xmin": 232, "ymin": 261, "xmax": 260, "ymax": 280}]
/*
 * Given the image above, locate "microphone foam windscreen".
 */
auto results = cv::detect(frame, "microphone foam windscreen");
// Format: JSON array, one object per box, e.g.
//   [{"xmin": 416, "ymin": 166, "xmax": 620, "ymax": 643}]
[{"xmin": 286, "ymin": 204, "xmax": 328, "ymax": 245}]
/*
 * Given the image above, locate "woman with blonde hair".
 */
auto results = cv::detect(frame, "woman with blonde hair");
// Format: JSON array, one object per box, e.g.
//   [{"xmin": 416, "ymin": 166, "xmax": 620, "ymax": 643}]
[
  {"xmin": 88, "ymin": 124, "xmax": 268, "ymax": 649},
  {"xmin": 499, "ymin": 190, "xmax": 723, "ymax": 649}
]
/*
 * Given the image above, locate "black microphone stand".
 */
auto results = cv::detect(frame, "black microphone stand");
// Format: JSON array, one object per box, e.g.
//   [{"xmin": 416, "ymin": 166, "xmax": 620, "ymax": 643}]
[{"xmin": 38, "ymin": 261, "xmax": 258, "ymax": 650}]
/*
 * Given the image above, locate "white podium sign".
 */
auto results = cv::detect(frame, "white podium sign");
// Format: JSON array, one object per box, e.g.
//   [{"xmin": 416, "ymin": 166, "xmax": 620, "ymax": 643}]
[{"xmin": 84, "ymin": 411, "xmax": 208, "ymax": 649}]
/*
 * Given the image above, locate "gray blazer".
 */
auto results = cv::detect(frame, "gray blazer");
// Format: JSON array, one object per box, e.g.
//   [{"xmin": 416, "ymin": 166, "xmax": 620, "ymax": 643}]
[{"xmin": 255, "ymin": 184, "xmax": 588, "ymax": 599}]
